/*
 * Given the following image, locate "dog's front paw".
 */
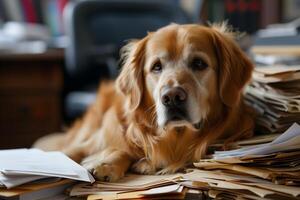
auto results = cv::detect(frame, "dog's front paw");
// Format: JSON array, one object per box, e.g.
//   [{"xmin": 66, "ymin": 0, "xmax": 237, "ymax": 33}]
[
  {"xmin": 156, "ymin": 164, "xmax": 183, "ymax": 175},
  {"xmin": 131, "ymin": 158, "xmax": 155, "ymax": 175},
  {"xmin": 82, "ymin": 159, "xmax": 125, "ymax": 182},
  {"xmin": 93, "ymin": 163, "xmax": 125, "ymax": 182}
]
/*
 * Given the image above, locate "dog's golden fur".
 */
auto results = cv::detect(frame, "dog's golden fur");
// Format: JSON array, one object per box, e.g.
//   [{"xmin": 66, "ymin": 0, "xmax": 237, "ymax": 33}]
[{"xmin": 34, "ymin": 23, "xmax": 254, "ymax": 181}]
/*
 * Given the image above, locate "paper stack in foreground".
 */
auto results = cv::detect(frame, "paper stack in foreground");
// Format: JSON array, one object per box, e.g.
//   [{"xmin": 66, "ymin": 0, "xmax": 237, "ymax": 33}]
[
  {"xmin": 68, "ymin": 173, "xmax": 194, "ymax": 200},
  {"xmin": 66, "ymin": 123, "xmax": 300, "ymax": 200}
]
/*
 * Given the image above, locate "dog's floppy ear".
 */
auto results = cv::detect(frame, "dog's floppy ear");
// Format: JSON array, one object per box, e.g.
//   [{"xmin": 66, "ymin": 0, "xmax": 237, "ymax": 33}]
[
  {"xmin": 116, "ymin": 37, "xmax": 149, "ymax": 111},
  {"xmin": 211, "ymin": 25, "xmax": 253, "ymax": 107}
]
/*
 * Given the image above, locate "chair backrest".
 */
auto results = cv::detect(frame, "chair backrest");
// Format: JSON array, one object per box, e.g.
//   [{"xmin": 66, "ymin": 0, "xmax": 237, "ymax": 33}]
[{"xmin": 64, "ymin": 0, "xmax": 191, "ymax": 78}]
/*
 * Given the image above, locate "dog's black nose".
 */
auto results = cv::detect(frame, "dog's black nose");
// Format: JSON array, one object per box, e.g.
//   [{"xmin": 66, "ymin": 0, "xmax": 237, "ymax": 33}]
[{"xmin": 161, "ymin": 86, "xmax": 187, "ymax": 107}]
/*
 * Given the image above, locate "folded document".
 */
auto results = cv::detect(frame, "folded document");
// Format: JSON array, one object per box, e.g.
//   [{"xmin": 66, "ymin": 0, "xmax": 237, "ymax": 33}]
[{"xmin": 0, "ymin": 149, "xmax": 94, "ymax": 188}]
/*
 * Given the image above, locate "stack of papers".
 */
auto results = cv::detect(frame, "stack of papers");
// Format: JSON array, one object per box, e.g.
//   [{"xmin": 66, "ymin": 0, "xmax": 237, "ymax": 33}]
[
  {"xmin": 245, "ymin": 65, "xmax": 300, "ymax": 133},
  {"xmin": 192, "ymin": 123, "xmax": 300, "ymax": 199},
  {"xmin": 0, "ymin": 149, "xmax": 94, "ymax": 189},
  {"xmin": 64, "ymin": 123, "xmax": 300, "ymax": 199},
  {"xmin": 2, "ymin": 123, "xmax": 300, "ymax": 199},
  {"xmin": 252, "ymin": 65, "xmax": 300, "ymax": 83},
  {"xmin": 0, "ymin": 179, "xmax": 73, "ymax": 200},
  {"xmin": 68, "ymin": 173, "xmax": 188, "ymax": 200},
  {"xmin": 248, "ymin": 41, "xmax": 300, "ymax": 133}
]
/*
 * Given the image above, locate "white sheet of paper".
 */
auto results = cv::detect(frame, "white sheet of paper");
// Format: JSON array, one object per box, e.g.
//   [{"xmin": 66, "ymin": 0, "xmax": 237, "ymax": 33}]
[
  {"xmin": 272, "ymin": 123, "xmax": 300, "ymax": 144},
  {"xmin": 0, "ymin": 149, "xmax": 94, "ymax": 188},
  {"xmin": 141, "ymin": 184, "xmax": 183, "ymax": 195},
  {"xmin": 0, "ymin": 173, "xmax": 47, "ymax": 189},
  {"xmin": 0, "ymin": 150, "xmax": 76, "ymax": 176},
  {"xmin": 213, "ymin": 123, "xmax": 300, "ymax": 159}
]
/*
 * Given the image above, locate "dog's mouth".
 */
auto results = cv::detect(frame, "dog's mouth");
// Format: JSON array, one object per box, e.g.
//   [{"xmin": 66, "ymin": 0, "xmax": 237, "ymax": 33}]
[
  {"xmin": 166, "ymin": 107, "xmax": 187, "ymax": 122},
  {"xmin": 164, "ymin": 108, "xmax": 202, "ymax": 131}
]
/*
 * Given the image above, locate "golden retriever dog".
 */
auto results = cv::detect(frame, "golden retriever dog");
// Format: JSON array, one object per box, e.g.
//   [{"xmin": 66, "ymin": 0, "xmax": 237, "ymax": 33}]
[{"xmin": 34, "ymin": 23, "xmax": 254, "ymax": 181}]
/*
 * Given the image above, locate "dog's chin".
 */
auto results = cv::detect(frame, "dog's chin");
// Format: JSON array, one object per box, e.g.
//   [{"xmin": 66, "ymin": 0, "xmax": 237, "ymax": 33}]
[{"xmin": 163, "ymin": 119, "xmax": 202, "ymax": 132}]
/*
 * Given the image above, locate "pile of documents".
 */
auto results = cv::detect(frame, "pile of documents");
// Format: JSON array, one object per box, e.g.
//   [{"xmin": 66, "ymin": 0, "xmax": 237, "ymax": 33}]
[
  {"xmin": 66, "ymin": 123, "xmax": 300, "ymax": 200},
  {"xmin": 2, "ymin": 123, "xmax": 300, "ymax": 199},
  {"xmin": 68, "ymin": 174, "xmax": 192, "ymax": 200},
  {"xmin": 245, "ymin": 62, "xmax": 300, "ymax": 133},
  {"xmin": 193, "ymin": 122, "xmax": 300, "ymax": 199},
  {"xmin": 0, "ymin": 149, "xmax": 94, "ymax": 199},
  {"xmin": 247, "ymin": 28, "xmax": 300, "ymax": 133},
  {"xmin": 0, "ymin": 179, "xmax": 73, "ymax": 200}
]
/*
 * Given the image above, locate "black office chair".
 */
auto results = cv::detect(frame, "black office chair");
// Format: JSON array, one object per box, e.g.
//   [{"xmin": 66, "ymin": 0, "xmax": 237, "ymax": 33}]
[{"xmin": 63, "ymin": 0, "xmax": 192, "ymax": 120}]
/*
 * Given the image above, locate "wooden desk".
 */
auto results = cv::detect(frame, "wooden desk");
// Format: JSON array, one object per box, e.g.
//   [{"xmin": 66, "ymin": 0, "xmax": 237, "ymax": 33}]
[{"xmin": 0, "ymin": 50, "xmax": 64, "ymax": 148}]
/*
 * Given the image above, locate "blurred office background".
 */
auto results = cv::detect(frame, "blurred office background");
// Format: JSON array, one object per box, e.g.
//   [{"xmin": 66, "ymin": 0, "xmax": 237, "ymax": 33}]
[{"xmin": 0, "ymin": 0, "xmax": 300, "ymax": 149}]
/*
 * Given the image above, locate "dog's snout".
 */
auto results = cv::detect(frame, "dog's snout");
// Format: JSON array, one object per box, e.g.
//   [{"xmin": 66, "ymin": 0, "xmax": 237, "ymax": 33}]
[{"xmin": 161, "ymin": 87, "xmax": 187, "ymax": 107}]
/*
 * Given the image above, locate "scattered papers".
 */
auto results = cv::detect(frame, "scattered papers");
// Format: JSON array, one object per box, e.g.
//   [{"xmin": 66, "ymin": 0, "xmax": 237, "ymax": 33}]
[
  {"xmin": 64, "ymin": 123, "xmax": 300, "ymax": 200},
  {"xmin": 0, "ymin": 149, "xmax": 94, "ymax": 188},
  {"xmin": 69, "ymin": 173, "xmax": 187, "ymax": 200},
  {"xmin": 2, "ymin": 123, "xmax": 300, "ymax": 199},
  {"xmin": 213, "ymin": 123, "xmax": 300, "ymax": 159},
  {"xmin": 193, "ymin": 123, "xmax": 300, "ymax": 199}
]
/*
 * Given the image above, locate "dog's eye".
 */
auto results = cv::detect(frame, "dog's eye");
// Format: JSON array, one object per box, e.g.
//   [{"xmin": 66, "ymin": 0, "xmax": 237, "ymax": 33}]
[
  {"xmin": 151, "ymin": 60, "xmax": 162, "ymax": 73},
  {"xmin": 191, "ymin": 58, "xmax": 208, "ymax": 71}
]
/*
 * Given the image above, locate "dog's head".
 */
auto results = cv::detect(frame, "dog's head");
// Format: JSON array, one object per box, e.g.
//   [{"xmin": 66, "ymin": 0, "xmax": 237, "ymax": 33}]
[{"xmin": 117, "ymin": 24, "xmax": 253, "ymax": 132}]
